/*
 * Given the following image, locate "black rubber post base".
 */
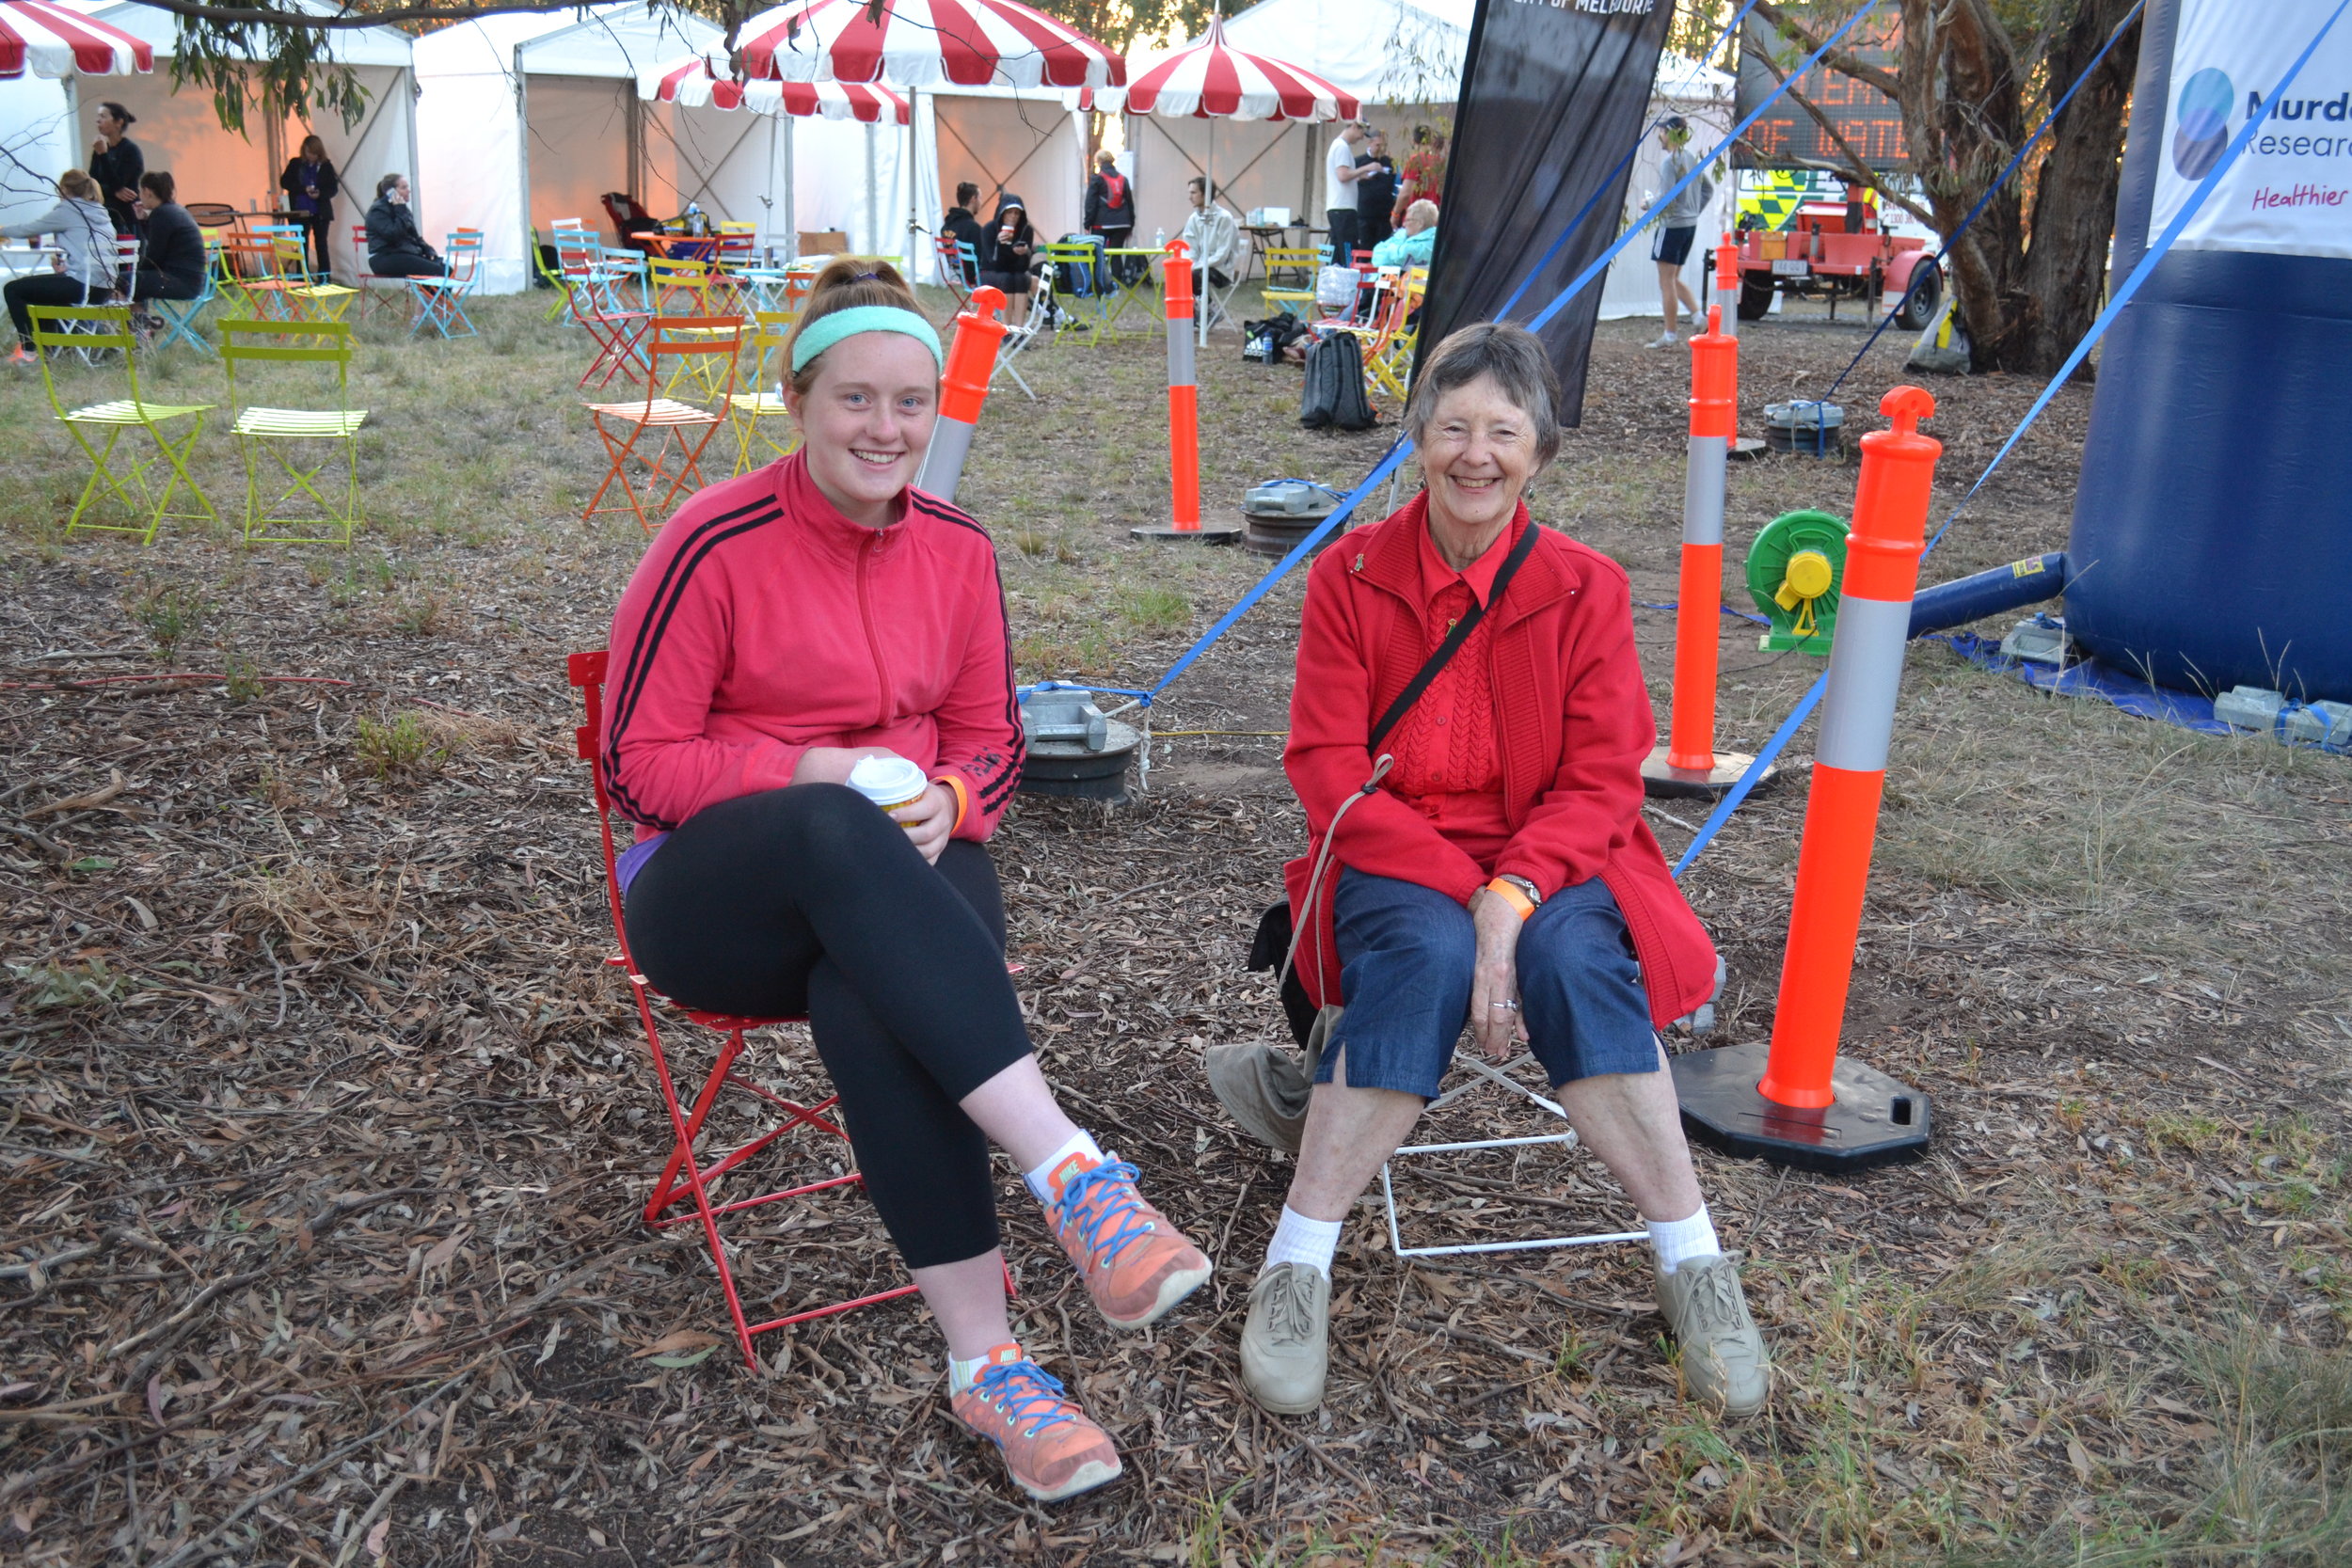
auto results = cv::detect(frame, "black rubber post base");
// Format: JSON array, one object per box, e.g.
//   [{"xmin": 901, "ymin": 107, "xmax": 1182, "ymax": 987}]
[
  {"xmin": 1642, "ymin": 745, "xmax": 1773, "ymax": 800},
  {"xmin": 1670, "ymin": 1038, "xmax": 1931, "ymax": 1172},
  {"xmin": 1727, "ymin": 436, "xmax": 1770, "ymax": 462},
  {"xmin": 1131, "ymin": 524, "xmax": 1243, "ymax": 545}
]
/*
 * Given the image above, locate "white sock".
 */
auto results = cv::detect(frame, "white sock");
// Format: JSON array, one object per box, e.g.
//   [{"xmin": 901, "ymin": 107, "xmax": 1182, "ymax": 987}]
[
  {"xmin": 1262, "ymin": 1205, "xmax": 1343, "ymax": 1279},
  {"xmin": 948, "ymin": 1340, "xmax": 1021, "ymax": 1394},
  {"xmin": 1646, "ymin": 1205, "xmax": 1722, "ymax": 1275},
  {"xmin": 1021, "ymin": 1129, "xmax": 1104, "ymax": 1204}
]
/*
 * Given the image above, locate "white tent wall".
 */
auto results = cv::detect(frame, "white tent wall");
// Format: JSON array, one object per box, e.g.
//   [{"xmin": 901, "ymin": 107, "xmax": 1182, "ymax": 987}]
[
  {"xmin": 0, "ymin": 78, "xmax": 75, "ymax": 227},
  {"xmin": 415, "ymin": 5, "xmax": 722, "ymax": 295},
  {"xmin": 1596, "ymin": 72, "xmax": 1735, "ymax": 322},
  {"xmin": 1128, "ymin": 116, "xmax": 1302, "ymax": 252},
  {"xmin": 928, "ymin": 90, "xmax": 1080, "ymax": 254}
]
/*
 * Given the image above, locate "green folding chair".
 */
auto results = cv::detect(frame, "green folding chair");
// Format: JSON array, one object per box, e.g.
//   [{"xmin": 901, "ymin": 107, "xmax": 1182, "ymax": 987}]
[
  {"xmin": 1041, "ymin": 241, "xmax": 1112, "ymax": 342},
  {"xmin": 30, "ymin": 305, "xmax": 215, "ymax": 544},
  {"xmin": 219, "ymin": 318, "xmax": 369, "ymax": 546}
]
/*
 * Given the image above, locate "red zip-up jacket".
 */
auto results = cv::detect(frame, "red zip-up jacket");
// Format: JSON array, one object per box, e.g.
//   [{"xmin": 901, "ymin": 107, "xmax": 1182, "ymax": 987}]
[
  {"xmin": 600, "ymin": 452, "xmax": 1025, "ymax": 844},
  {"xmin": 1283, "ymin": 495, "xmax": 1717, "ymax": 1029}
]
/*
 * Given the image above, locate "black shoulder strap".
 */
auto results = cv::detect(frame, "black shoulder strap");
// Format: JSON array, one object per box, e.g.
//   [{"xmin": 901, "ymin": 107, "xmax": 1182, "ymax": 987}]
[{"xmin": 1367, "ymin": 520, "xmax": 1540, "ymax": 755}]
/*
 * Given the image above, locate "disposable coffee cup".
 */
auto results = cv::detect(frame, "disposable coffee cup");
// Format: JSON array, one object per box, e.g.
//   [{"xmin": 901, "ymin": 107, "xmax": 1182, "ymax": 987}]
[{"xmin": 846, "ymin": 755, "xmax": 930, "ymax": 825}]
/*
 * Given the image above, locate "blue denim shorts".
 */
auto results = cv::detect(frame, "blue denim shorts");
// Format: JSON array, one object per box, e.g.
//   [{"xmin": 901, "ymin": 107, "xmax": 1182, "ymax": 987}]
[{"xmin": 1319, "ymin": 868, "xmax": 1660, "ymax": 1099}]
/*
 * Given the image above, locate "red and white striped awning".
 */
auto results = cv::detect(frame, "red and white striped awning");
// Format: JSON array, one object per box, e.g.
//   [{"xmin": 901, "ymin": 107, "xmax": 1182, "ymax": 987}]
[
  {"xmin": 1084, "ymin": 16, "xmax": 1356, "ymax": 122},
  {"xmin": 0, "ymin": 0, "xmax": 152, "ymax": 79},
  {"xmin": 646, "ymin": 58, "xmax": 911, "ymax": 123},
  {"xmin": 724, "ymin": 0, "xmax": 1122, "ymax": 90}
]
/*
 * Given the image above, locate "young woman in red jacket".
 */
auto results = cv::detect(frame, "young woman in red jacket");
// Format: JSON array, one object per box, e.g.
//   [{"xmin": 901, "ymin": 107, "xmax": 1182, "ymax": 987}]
[
  {"xmin": 601, "ymin": 260, "xmax": 1211, "ymax": 1503},
  {"xmin": 1240, "ymin": 323, "xmax": 1769, "ymax": 1422}
]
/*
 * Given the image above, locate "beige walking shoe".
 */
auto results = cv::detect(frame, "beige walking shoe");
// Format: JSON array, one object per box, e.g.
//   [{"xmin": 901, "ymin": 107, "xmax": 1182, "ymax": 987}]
[
  {"xmin": 1240, "ymin": 1262, "xmax": 1330, "ymax": 1416},
  {"xmin": 1657, "ymin": 1253, "xmax": 1770, "ymax": 1417}
]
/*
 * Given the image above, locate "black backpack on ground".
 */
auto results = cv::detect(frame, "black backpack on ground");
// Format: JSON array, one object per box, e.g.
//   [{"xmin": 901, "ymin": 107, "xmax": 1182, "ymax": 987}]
[{"xmin": 1299, "ymin": 332, "xmax": 1376, "ymax": 430}]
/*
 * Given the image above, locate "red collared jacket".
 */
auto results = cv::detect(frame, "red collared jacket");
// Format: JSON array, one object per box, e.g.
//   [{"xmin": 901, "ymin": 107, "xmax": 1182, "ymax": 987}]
[
  {"xmin": 1282, "ymin": 494, "xmax": 1717, "ymax": 1028},
  {"xmin": 600, "ymin": 452, "xmax": 1025, "ymax": 844}
]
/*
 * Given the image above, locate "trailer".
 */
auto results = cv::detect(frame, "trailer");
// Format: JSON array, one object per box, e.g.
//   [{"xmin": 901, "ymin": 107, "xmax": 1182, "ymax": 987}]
[{"xmin": 1734, "ymin": 198, "xmax": 1940, "ymax": 328}]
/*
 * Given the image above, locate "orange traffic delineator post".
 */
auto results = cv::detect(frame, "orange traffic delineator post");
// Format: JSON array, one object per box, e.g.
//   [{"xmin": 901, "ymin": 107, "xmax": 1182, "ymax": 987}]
[
  {"xmin": 1714, "ymin": 238, "xmax": 1768, "ymax": 461},
  {"xmin": 913, "ymin": 286, "xmax": 1011, "ymax": 505},
  {"xmin": 1669, "ymin": 386, "xmax": 1942, "ymax": 1173},
  {"xmin": 1643, "ymin": 305, "xmax": 1774, "ymax": 800},
  {"xmin": 1133, "ymin": 239, "xmax": 1238, "ymax": 544},
  {"xmin": 1712, "ymin": 236, "xmax": 1740, "ymax": 342}
]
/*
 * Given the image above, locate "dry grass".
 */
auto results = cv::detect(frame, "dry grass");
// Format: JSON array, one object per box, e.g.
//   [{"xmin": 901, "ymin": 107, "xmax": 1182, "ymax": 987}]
[{"xmin": 0, "ymin": 290, "xmax": 2345, "ymax": 1568}]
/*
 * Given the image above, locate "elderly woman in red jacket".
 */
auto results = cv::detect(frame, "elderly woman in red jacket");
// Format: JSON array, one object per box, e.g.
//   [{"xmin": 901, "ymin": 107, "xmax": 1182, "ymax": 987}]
[{"xmin": 1240, "ymin": 321, "xmax": 1767, "ymax": 1421}]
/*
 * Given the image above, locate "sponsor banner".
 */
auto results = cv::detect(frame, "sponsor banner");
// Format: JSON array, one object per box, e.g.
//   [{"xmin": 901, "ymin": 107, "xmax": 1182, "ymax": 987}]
[
  {"xmin": 1418, "ymin": 0, "xmax": 1672, "ymax": 420},
  {"xmin": 2153, "ymin": 0, "xmax": 2352, "ymax": 257}
]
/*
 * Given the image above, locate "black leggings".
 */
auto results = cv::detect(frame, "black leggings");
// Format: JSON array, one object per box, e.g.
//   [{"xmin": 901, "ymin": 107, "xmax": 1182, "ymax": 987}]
[
  {"xmin": 7, "ymin": 273, "xmax": 96, "ymax": 347},
  {"xmin": 623, "ymin": 784, "xmax": 1032, "ymax": 1269}
]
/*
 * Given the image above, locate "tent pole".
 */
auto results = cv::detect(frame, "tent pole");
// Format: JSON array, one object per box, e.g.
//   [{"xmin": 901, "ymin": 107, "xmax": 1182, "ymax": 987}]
[
  {"xmin": 865, "ymin": 119, "xmax": 878, "ymax": 256},
  {"xmin": 1200, "ymin": 117, "xmax": 1216, "ymax": 347},
  {"xmin": 765, "ymin": 103, "xmax": 779, "ymax": 261},
  {"xmin": 907, "ymin": 88, "xmax": 919, "ymax": 281},
  {"xmin": 784, "ymin": 112, "xmax": 797, "ymax": 261}
]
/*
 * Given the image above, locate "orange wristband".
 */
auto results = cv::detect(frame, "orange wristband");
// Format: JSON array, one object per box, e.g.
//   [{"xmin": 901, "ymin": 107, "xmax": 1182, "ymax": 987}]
[
  {"xmin": 1483, "ymin": 877, "xmax": 1535, "ymax": 920},
  {"xmin": 932, "ymin": 773, "xmax": 970, "ymax": 833}
]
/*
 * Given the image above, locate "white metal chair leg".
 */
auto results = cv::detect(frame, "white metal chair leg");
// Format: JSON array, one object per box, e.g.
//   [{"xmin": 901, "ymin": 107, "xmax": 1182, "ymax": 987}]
[{"xmin": 1380, "ymin": 1053, "xmax": 1648, "ymax": 1261}]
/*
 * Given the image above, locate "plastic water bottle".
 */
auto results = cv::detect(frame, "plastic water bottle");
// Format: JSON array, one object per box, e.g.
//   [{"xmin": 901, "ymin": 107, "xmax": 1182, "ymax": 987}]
[
  {"xmin": 1154, "ymin": 226, "xmax": 1166, "ymax": 249},
  {"xmin": 685, "ymin": 201, "xmax": 706, "ymax": 237}
]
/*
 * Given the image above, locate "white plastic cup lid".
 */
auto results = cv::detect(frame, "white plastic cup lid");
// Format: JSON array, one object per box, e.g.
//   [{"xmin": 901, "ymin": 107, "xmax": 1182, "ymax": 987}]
[{"xmin": 846, "ymin": 754, "xmax": 928, "ymax": 807}]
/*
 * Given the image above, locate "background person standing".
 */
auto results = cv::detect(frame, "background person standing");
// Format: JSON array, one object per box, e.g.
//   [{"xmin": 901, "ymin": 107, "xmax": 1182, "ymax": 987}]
[
  {"xmin": 1355, "ymin": 131, "xmax": 1397, "ymax": 252},
  {"xmin": 1323, "ymin": 120, "xmax": 1367, "ymax": 262},
  {"xmin": 1083, "ymin": 150, "xmax": 1138, "ymax": 285},
  {"xmin": 87, "ymin": 102, "xmax": 143, "ymax": 236},
  {"xmin": 1646, "ymin": 117, "xmax": 1708, "ymax": 348},
  {"xmin": 279, "ymin": 135, "xmax": 341, "ymax": 278}
]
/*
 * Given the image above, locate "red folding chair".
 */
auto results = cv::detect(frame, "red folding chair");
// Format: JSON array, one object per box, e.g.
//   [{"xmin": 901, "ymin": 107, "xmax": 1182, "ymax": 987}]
[
  {"xmin": 568, "ymin": 649, "xmax": 922, "ymax": 1369},
  {"xmin": 581, "ymin": 314, "xmax": 740, "ymax": 533}
]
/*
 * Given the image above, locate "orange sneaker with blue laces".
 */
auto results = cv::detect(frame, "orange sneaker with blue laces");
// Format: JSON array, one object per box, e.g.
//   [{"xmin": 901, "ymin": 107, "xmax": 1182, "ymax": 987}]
[
  {"xmin": 949, "ymin": 1343, "xmax": 1122, "ymax": 1502},
  {"xmin": 1043, "ymin": 1152, "xmax": 1212, "ymax": 1330}
]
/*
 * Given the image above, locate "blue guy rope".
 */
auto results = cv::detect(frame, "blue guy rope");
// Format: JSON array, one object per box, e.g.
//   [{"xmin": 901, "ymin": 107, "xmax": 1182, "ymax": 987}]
[
  {"xmin": 1525, "ymin": 0, "xmax": 1887, "ymax": 337},
  {"xmin": 1129, "ymin": 0, "xmax": 1881, "ymax": 715},
  {"xmin": 1490, "ymin": 0, "xmax": 1766, "ymax": 324},
  {"xmin": 1820, "ymin": 0, "xmax": 2149, "ymax": 401},
  {"xmin": 1671, "ymin": 0, "xmax": 2352, "ymax": 879}
]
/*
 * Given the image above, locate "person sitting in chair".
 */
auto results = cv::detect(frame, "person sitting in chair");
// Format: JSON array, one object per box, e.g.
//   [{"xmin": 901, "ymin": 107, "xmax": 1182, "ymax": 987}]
[
  {"xmin": 3, "ymin": 169, "xmax": 117, "ymax": 364},
  {"xmin": 1181, "ymin": 176, "xmax": 1240, "ymax": 304},
  {"xmin": 365, "ymin": 173, "xmax": 444, "ymax": 278},
  {"xmin": 126, "ymin": 173, "xmax": 205, "ymax": 326},
  {"xmin": 976, "ymin": 193, "xmax": 1045, "ymax": 322},
  {"xmin": 600, "ymin": 259, "xmax": 1212, "ymax": 1505},
  {"xmin": 941, "ymin": 181, "xmax": 988, "ymax": 284},
  {"xmin": 1370, "ymin": 198, "xmax": 1437, "ymax": 270},
  {"xmin": 1233, "ymin": 321, "xmax": 1768, "ymax": 1424}
]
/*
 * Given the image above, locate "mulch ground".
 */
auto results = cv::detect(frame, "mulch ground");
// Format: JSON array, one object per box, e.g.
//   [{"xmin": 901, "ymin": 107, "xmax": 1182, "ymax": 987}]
[{"xmin": 3, "ymin": 289, "xmax": 2347, "ymax": 1568}]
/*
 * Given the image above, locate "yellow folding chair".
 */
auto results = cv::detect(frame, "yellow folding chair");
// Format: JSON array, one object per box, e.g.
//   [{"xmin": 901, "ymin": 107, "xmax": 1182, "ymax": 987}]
[
  {"xmin": 219, "ymin": 318, "xmax": 369, "ymax": 546},
  {"xmin": 584, "ymin": 315, "xmax": 742, "ymax": 534},
  {"xmin": 30, "ymin": 305, "xmax": 215, "ymax": 544},
  {"xmin": 1041, "ymin": 241, "xmax": 1109, "ymax": 342},
  {"xmin": 266, "ymin": 227, "xmax": 358, "ymax": 322},
  {"xmin": 645, "ymin": 255, "xmax": 716, "ymax": 316},
  {"xmin": 1261, "ymin": 245, "xmax": 1323, "ymax": 317},
  {"xmin": 725, "ymin": 310, "xmax": 803, "ymax": 476}
]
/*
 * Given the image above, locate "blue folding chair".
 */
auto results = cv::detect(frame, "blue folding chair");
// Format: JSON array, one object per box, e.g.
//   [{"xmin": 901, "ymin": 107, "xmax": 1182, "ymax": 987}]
[
  {"xmin": 406, "ymin": 230, "xmax": 483, "ymax": 339},
  {"xmin": 148, "ymin": 261, "xmax": 219, "ymax": 356}
]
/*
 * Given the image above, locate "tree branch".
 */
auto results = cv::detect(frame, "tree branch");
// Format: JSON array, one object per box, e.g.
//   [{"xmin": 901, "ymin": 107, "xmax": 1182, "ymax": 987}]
[
  {"xmin": 1753, "ymin": 48, "xmax": 1937, "ymax": 228},
  {"xmin": 122, "ymin": 0, "xmax": 621, "ymax": 29},
  {"xmin": 1750, "ymin": 0, "xmax": 1904, "ymax": 100}
]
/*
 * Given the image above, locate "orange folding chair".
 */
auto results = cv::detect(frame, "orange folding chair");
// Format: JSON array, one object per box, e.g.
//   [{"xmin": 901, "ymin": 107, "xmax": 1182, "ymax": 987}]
[
  {"xmin": 567, "ymin": 649, "xmax": 923, "ymax": 1369},
  {"xmin": 581, "ymin": 315, "xmax": 741, "ymax": 533}
]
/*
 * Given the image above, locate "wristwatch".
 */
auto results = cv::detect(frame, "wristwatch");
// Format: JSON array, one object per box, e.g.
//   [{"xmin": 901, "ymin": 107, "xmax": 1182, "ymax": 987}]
[{"xmin": 1497, "ymin": 874, "xmax": 1541, "ymax": 907}]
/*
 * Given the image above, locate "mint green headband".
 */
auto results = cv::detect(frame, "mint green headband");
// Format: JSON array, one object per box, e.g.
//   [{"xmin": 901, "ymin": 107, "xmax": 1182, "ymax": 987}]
[{"xmin": 790, "ymin": 305, "xmax": 944, "ymax": 374}]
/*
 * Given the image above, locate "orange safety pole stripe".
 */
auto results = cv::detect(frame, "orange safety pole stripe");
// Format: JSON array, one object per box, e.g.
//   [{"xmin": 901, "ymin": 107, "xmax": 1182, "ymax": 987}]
[
  {"xmin": 1688, "ymin": 307, "xmax": 1736, "ymax": 438},
  {"xmin": 1758, "ymin": 762, "xmax": 1887, "ymax": 1108},
  {"xmin": 1665, "ymin": 542, "xmax": 1724, "ymax": 770}
]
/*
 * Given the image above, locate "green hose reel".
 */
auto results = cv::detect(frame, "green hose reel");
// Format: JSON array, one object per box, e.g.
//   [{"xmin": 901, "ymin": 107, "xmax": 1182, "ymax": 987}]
[{"xmin": 1746, "ymin": 509, "xmax": 1849, "ymax": 655}]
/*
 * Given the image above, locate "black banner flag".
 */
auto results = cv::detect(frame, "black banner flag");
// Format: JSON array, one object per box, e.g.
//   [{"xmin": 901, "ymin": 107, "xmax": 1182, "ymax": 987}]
[{"xmin": 1416, "ymin": 0, "xmax": 1676, "ymax": 424}]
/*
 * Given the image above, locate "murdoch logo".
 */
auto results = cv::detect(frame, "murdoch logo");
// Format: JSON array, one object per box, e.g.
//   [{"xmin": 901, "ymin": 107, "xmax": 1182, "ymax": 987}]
[{"xmin": 2174, "ymin": 67, "xmax": 2233, "ymax": 179}]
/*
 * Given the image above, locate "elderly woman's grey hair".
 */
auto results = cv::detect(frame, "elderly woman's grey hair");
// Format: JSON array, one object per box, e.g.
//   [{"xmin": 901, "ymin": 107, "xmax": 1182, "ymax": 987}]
[{"xmin": 1404, "ymin": 322, "xmax": 1564, "ymax": 469}]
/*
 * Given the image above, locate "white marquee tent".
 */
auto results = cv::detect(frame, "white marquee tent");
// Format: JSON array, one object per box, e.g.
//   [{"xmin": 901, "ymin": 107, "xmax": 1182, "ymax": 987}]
[
  {"xmin": 1121, "ymin": 0, "xmax": 1735, "ymax": 320},
  {"xmin": 0, "ymin": 0, "xmax": 417, "ymax": 281},
  {"xmin": 417, "ymin": 3, "xmax": 927, "ymax": 295}
]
